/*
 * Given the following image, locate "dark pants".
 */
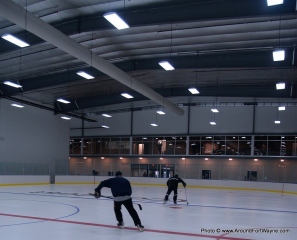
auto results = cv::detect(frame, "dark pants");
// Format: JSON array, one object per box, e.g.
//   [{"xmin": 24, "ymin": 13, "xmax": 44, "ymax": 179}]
[
  {"xmin": 164, "ymin": 187, "xmax": 178, "ymax": 202},
  {"xmin": 114, "ymin": 198, "xmax": 141, "ymax": 226}
]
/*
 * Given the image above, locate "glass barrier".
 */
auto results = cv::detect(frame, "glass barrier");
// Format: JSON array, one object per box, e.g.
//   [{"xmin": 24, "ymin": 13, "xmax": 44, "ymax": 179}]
[{"xmin": 0, "ymin": 162, "xmax": 49, "ymax": 175}]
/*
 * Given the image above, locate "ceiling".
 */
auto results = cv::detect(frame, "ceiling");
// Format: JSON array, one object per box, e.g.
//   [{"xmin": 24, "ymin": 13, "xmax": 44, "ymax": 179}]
[{"xmin": 0, "ymin": 0, "xmax": 297, "ymax": 121}]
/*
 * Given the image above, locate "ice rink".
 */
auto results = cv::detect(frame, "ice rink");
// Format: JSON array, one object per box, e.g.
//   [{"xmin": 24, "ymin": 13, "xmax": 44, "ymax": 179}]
[{"xmin": 1, "ymin": 183, "xmax": 296, "ymax": 240}]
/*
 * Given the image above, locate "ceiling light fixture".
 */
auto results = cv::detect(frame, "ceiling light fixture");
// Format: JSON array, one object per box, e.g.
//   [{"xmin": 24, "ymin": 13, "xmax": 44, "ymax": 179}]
[
  {"xmin": 76, "ymin": 71, "xmax": 94, "ymax": 79},
  {"xmin": 276, "ymin": 82, "xmax": 285, "ymax": 90},
  {"xmin": 1, "ymin": 34, "xmax": 30, "ymax": 47},
  {"xmin": 11, "ymin": 103, "xmax": 24, "ymax": 108},
  {"xmin": 102, "ymin": 113, "xmax": 112, "ymax": 117},
  {"xmin": 151, "ymin": 123, "xmax": 158, "ymax": 127},
  {"xmin": 103, "ymin": 12, "xmax": 129, "ymax": 30},
  {"xmin": 278, "ymin": 106, "xmax": 285, "ymax": 111},
  {"xmin": 273, "ymin": 50, "xmax": 285, "ymax": 61},
  {"xmin": 267, "ymin": 0, "xmax": 284, "ymax": 6},
  {"xmin": 121, "ymin": 93, "xmax": 133, "ymax": 99},
  {"xmin": 101, "ymin": 125, "xmax": 109, "ymax": 128},
  {"xmin": 61, "ymin": 116, "xmax": 71, "ymax": 120},
  {"xmin": 275, "ymin": 120, "xmax": 281, "ymax": 124},
  {"xmin": 156, "ymin": 110, "xmax": 165, "ymax": 115},
  {"xmin": 211, "ymin": 108, "xmax": 219, "ymax": 113},
  {"xmin": 57, "ymin": 98, "xmax": 71, "ymax": 104},
  {"xmin": 158, "ymin": 61, "xmax": 174, "ymax": 71},
  {"xmin": 4, "ymin": 81, "xmax": 22, "ymax": 88},
  {"xmin": 210, "ymin": 121, "xmax": 216, "ymax": 125},
  {"xmin": 188, "ymin": 88, "xmax": 199, "ymax": 94}
]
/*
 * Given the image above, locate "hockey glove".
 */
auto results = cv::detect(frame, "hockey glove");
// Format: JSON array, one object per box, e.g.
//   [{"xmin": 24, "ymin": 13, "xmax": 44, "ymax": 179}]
[{"xmin": 94, "ymin": 191, "xmax": 101, "ymax": 198}]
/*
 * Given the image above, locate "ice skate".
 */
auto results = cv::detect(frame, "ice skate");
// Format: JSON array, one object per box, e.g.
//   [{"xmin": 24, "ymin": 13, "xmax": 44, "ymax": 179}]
[
  {"xmin": 137, "ymin": 224, "xmax": 144, "ymax": 232},
  {"xmin": 117, "ymin": 222, "xmax": 124, "ymax": 229}
]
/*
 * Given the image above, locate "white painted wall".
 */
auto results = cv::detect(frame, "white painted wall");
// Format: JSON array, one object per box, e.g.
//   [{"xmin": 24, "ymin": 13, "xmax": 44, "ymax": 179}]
[
  {"xmin": 0, "ymin": 98, "xmax": 69, "ymax": 174},
  {"xmin": 189, "ymin": 106, "xmax": 254, "ymax": 134},
  {"xmin": 70, "ymin": 106, "xmax": 297, "ymax": 137},
  {"xmin": 70, "ymin": 112, "xmax": 131, "ymax": 136}
]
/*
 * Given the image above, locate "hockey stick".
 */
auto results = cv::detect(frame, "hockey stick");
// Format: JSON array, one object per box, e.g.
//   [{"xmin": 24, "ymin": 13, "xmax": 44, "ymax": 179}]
[
  {"xmin": 184, "ymin": 187, "xmax": 189, "ymax": 205},
  {"xmin": 89, "ymin": 193, "xmax": 143, "ymax": 210}
]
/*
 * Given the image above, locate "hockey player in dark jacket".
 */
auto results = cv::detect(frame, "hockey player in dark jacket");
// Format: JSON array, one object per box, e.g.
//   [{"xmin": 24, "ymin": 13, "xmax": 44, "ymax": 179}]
[
  {"xmin": 94, "ymin": 171, "xmax": 144, "ymax": 231},
  {"xmin": 164, "ymin": 174, "xmax": 186, "ymax": 204}
]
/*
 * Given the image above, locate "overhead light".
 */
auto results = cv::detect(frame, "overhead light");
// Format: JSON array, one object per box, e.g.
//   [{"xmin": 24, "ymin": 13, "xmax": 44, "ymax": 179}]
[
  {"xmin": 103, "ymin": 12, "xmax": 129, "ymax": 30},
  {"xmin": 61, "ymin": 116, "xmax": 71, "ymax": 120},
  {"xmin": 188, "ymin": 88, "xmax": 199, "ymax": 94},
  {"xmin": 211, "ymin": 108, "xmax": 219, "ymax": 113},
  {"xmin": 276, "ymin": 82, "xmax": 285, "ymax": 90},
  {"xmin": 4, "ymin": 81, "xmax": 22, "ymax": 88},
  {"xmin": 275, "ymin": 120, "xmax": 281, "ymax": 124},
  {"xmin": 267, "ymin": 0, "xmax": 283, "ymax": 6},
  {"xmin": 102, "ymin": 113, "xmax": 112, "ymax": 117},
  {"xmin": 57, "ymin": 98, "xmax": 71, "ymax": 104},
  {"xmin": 76, "ymin": 71, "xmax": 94, "ymax": 79},
  {"xmin": 278, "ymin": 106, "xmax": 285, "ymax": 111},
  {"xmin": 273, "ymin": 50, "xmax": 285, "ymax": 61},
  {"xmin": 121, "ymin": 93, "xmax": 134, "ymax": 99},
  {"xmin": 1, "ymin": 34, "xmax": 30, "ymax": 47},
  {"xmin": 11, "ymin": 103, "xmax": 24, "ymax": 108},
  {"xmin": 210, "ymin": 121, "xmax": 216, "ymax": 125},
  {"xmin": 156, "ymin": 110, "xmax": 165, "ymax": 115},
  {"xmin": 158, "ymin": 61, "xmax": 174, "ymax": 71},
  {"xmin": 204, "ymin": 158, "xmax": 209, "ymax": 161},
  {"xmin": 229, "ymin": 158, "xmax": 233, "ymax": 161},
  {"xmin": 280, "ymin": 159, "xmax": 285, "ymax": 162},
  {"xmin": 102, "ymin": 125, "xmax": 109, "ymax": 128},
  {"xmin": 254, "ymin": 159, "xmax": 258, "ymax": 161},
  {"xmin": 151, "ymin": 123, "xmax": 158, "ymax": 127}
]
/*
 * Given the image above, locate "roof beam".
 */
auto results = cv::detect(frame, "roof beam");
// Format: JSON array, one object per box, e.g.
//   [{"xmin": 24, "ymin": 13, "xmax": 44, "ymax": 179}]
[{"xmin": 0, "ymin": 0, "xmax": 184, "ymax": 116}]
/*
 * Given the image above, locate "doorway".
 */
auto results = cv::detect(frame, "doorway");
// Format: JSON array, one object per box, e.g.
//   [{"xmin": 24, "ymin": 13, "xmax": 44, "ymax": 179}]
[
  {"xmin": 161, "ymin": 164, "xmax": 175, "ymax": 178},
  {"xmin": 202, "ymin": 170, "xmax": 211, "ymax": 179}
]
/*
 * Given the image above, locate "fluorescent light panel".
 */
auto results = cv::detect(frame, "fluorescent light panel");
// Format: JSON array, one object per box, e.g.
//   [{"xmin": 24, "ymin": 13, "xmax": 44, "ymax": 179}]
[
  {"xmin": 102, "ymin": 125, "xmax": 110, "ymax": 128},
  {"xmin": 57, "ymin": 98, "xmax": 70, "ymax": 104},
  {"xmin": 76, "ymin": 71, "xmax": 94, "ymax": 79},
  {"xmin": 276, "ymin": 82, "xmax": 285, "ymax": 90},
  {"xmin": 188, "ymin": 88, "xmax": 199, "ymax": 94},
  {"xmin": 158, "ymin": 61, "xmax": 174, "ymax": 71},
  {"xmin": 1, "ymin": 34, "xmax": 30, "ymax": 47},
  {"xmin": 273, "ymin": 50, "xmax": 285, "ymax": 61},
  {"xmin": 278, "ymin": 106, "xmax": 285, "ymax": 111},
  {"xmin": 4, "ymin": 81, "xmax": 22, "ymax": 88},
  {"xmin": 156, "ymin": 110, "xmax": 165, "ymax": 115},
  {"xmin": 102, "ymin": 113, "xmax": 112, "ymax": 117},
  {"xmin": 61, "ymin": 116, "xmax": 71, "ymax": 120},
  {"xmin": 151, "ymin": 123, "xmax": 158, "ymax": 127},
  {"xmin": 121, "ymin": 93, "xmax": 134, "ymax": 99},
  {"xmin": 275, "ymin": 120, "xmax": 281, "ymax": 124},
  {"xmin": 210, "ymin": 121, "xmax": 216, "ymax": 125},
  {"xmin": 103, "ymin": 12, "xmax": 129, "ymax": 30},
  {"xmin": 211, "ymin": 108, "xmax": 219, "ymax": 113},
  {"xmin": 267, "ymin": 0, "xmax": 283, "ymax": 6},
  {"xmin": 11, "ymin": 103, "xmax": 24, "ymax": 108}
]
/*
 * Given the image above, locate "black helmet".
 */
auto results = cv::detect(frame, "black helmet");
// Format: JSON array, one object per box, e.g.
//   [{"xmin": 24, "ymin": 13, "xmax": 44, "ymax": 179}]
[
  {"xmin": 174, "ymin": 174, "xmax": 178, "ymax": 178},
  {"xmin": 115, "ymin": 171, "xmax": 122, "ymax": 176}
]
